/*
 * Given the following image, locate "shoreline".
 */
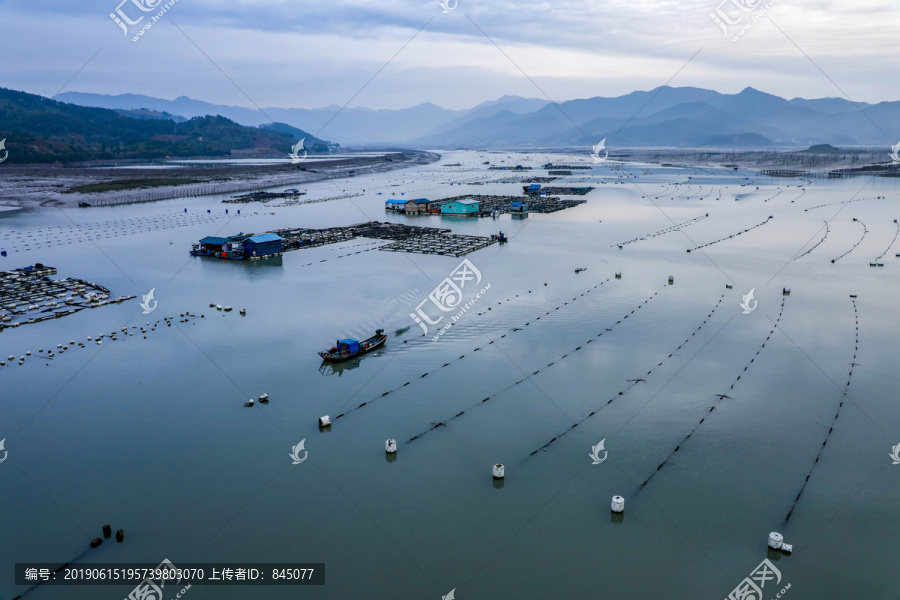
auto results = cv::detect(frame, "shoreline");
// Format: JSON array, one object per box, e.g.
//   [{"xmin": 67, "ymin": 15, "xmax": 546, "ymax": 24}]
[{"xmin": 0, "ymin": 151, "xmax": 440, "ymax": 209}]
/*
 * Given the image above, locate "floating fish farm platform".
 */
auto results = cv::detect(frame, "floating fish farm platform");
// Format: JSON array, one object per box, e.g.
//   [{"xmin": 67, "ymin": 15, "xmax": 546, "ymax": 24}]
[
  {"xmin": 438, "ymin": 194, "xmax": 587, "ymax": 216},
  {"xmin": 0, "ymin": 265, "xmax": 134, "ymax": 330}
]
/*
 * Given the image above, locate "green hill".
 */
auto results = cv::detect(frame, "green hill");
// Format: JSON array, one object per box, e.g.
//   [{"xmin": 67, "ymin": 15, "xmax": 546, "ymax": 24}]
[{"xmin": 0, "ymin": 87, "xmax": 333, "ymax": 163}]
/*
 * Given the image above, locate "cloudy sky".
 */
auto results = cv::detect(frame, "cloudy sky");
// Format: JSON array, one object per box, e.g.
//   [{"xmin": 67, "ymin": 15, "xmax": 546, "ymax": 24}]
[{"xmin": 1, "ymin": 0, "xmax": 898, "ymax": 110}]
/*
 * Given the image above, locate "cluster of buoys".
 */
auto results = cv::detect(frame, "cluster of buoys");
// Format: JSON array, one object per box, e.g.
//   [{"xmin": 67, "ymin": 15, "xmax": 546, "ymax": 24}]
[
  {"xmin": 406, "ymin": 284, "xmax": 671, "ymax": 445},
  {"xmin": 526, "ymin": 291, "xmax": 729, "ymax": 455},
  {"xmin": 640, "ymin": 295, "xmax": 789, "ymax": 489},
  {"xmin": 686, "ymin": 216, "xmax": 774, "ymax": 253},
  {"xmin": 613, "ymin": 214, "xmax": 709, "ymax": 248},
  {"xmin": 0, "ymin": 307, "xmax": 244, "ymax": 373},
  {"xmin": 793, "ymin": 220, "xmax": 830, "ymax": 261},
  {"xmin": 784, "ymin": 296, "xmax": 858, "ymax": 522},
  {"xmin": 830, "ymin": 218, "xmax": 867, "ymax": 263},
  {"xmin": 332, "ymin": 277, "xmax": 615, "ymax": 422}
]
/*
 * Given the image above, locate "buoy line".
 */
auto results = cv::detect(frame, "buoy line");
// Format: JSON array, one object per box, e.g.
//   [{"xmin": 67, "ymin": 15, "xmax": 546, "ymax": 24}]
[
  {"xmin": 784, "ymin": 297, "xmax": 858, "ymax": 522},
  {"xmin": 639, "ymin": 295, "xmax": 789, "ymax": 489},
  {"xmin": 830, "ymin": 218, "xmax": 867, "ymax": 263},
  {"xmin": 873, "ymin": 219, "xmax": 899, "ymax": 262},
  {"xmin": 332, "ymin": 277, "xmax": 614, "ymax": 422},
  {"xmin": 612, "ymin": 214, "xmax": 709, "ymax": 247},
  {"xmin": 764, "ymin": 189, "xmax": 783, "ymax": 202},
  {"xmin": 405, "ymin": 285, "xmax": 670, "ymax": 444},
  {"xmin": 525, "ymin": 291, "xmax": 728, "ymax": 455},
  {"xmin": 804, "ymin": 196, "xmax": 879, "ymax": 212},
  {"xmin": 686, "ymin": 216, "xmax": 774, "ymax": 253},
  {"xmin": 793, "ymin": 220, "xmax": 830, "ymax": 260}
]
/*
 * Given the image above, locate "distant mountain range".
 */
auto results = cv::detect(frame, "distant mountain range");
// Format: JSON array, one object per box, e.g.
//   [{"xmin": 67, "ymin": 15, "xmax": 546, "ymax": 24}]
[
  {"xmin": 0, "ymin": 87, "xmax": 332, "ymax": 163},
  {"xmin": 55, "ymin": 87, "xmax": 900, "ymax": 149}
]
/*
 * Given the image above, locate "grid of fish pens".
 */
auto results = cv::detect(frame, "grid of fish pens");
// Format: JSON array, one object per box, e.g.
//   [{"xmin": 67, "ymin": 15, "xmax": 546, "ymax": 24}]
[
  {"xmin": 0, "ymin": 266, "xmax": 134, "ymax": 329},
  {"xmin": 378, "ymin": 232, "xmax": 497, "ymax": 257}
]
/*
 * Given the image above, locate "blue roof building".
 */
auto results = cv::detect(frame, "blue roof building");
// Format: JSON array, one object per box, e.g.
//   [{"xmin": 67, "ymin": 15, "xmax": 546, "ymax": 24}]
[{"xmin": 243, "ymin": 233, "xmax": 283, "ymax": 258}]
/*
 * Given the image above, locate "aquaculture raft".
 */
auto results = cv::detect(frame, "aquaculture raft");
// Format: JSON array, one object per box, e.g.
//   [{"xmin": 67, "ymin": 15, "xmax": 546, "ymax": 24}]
[{"xmin": 0, "ymin": 265, "xmax": 134, "ymax": 330}]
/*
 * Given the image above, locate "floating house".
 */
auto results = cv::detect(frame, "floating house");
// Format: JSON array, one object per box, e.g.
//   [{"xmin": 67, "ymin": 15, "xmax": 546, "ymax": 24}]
[
  {"xmin": 385, "ymin": 199, "xmax": 407, "ymax": 211},
  {"xmin": 243, "ymin": 233, "xmax": 283, "ymax": 259},
  {"xmin": 510, "ymin": 200, "xmax": 528, "ymax": 212},
  {"xmin": 524, "ymin": 184, "xmax": 542, "ymax": 196},
  {"xmin": 441, "ymin": 199, "xmax": 479, "ymax": 215},
  {"xmin": 192, "ymin": 232, "xmax": 283, "ymax": 260},
  {"xmin": 404, "ymin": 198, "xmax": 433, "ymax": 213}
]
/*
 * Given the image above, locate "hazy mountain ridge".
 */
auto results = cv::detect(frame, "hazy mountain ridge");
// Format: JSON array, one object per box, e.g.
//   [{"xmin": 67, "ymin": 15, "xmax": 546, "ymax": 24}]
[
  {"xmin": 0, "ymin": 87, "xmax": 331, "ymax": 163},
  {"xmin": 55, "ymin": 87, "xmax": 900, "ymax": 148}
]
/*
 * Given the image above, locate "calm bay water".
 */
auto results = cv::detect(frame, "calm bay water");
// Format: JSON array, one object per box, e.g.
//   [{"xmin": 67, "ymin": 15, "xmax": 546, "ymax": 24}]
[{"xmin": 1, "ymin": 151, "xmax": 899, "ymax": 599}]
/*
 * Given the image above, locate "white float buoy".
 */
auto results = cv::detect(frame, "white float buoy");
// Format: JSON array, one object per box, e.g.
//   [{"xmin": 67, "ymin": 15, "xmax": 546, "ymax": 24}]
[
  {"xmin": 319, "ymin": 415, "xmax": 331, "ymax": 427},
  {"xmin": 783, "ymin": 287, "xmax": 791, "ymax": 295},
  {"xmin": 240, "ymin": 308, "xmax": 246, "ymax": 315},
  {"xmin": 768, "ymin": 531, "xmax": 783, "ymax": 550},
  {"xmin": 385, "ymin": 439, "xmax": 397, "ymax": 454},
  {"xmin": 216, "ymin": 305, "xmax": 222, "ymax": 310},
  {"xmin": 492, "ymin": 464, "xmax": 505, "ymax": 479},
  {"xmin": 780, "ymin": 543, "xmax": 793, "ymax": 554},
  {"xmin": 245, "ymin": 399, "xmax": 254, "ymax": 407},
  {"xmin": 224, "ymin": 306, "xmax": 232, "ymax": 312},
  {"xmin": 259, "ymin": 393, "xmax": 269, "ymax": 402},
  {"xmin": 611, "ymin": 495, "xmax": 625, "ymax": 513},
  {"xmin": 615, "ymin": 272, "xmax": 622, "ymax": 279}
]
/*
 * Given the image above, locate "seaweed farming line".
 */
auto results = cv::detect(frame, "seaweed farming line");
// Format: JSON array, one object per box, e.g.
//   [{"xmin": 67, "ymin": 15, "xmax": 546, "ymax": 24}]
[
  {"xmin": 764, "ymin": 189, "xmax": 783, "ymax": 202},
  {"xmin": 686, "ymin": 216, "xmax": 774, "ymax": 253},
  {"xmin": 793, "ymin": 220, "xmax": 830, "ymax": 260},
  {"xmin": 804, "ymin": 196, "xmax": 882, "ymax": 212},
  {"xmin": 639, "ymin": 295, "xmax": 789, "ymax": 489},
  {"xmin": 830, "ymin": 218, "xmax": 867, "ymax": 263},
  {"xmin": 784, "ymin": 297, "xmax": 858, "ymax": 522},
  {"xmin": 526, "ymin": 291, "xmax": 729, "ymax": 456},
  {"xmin": 612, "ymin": 213, "xmax": 709, "ymax": 247},
  {"xmin": 333, "ymin": 277, "xmax": 615, "ymax": 422},
  {"xmin": 873, "ymin": 218, "xmax": 899, "ymax": 262},
  {"xmin": 406, "ymin": 284, "xmax": 670, "ymax": 444}
]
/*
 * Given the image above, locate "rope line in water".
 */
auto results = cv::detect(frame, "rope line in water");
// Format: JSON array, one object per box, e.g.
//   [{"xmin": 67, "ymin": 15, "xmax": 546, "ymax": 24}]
[
  {"xmin": 526, "ymin": 292, "xmax": 729, "ymax": 455},
  {"xmin": 639, "ymin": 296, "xmax": 789, "ymax": 489},
  {"xmin": 873, "ymin": 219, "xmax": 899, "ymax": 262},
  {"xmin": 333, "ymin": 277, "xmax": 613, "ymax": 421},
  {"xmin": 686, "ymin": 216, "xmax": 774, "ymax": 253},
  {"xmin": 830, "ymin": 219, "xmax": 867, "ymax": 263},
  {"xmin": 784, "ymin": 297, "xmax": 858, "ymax": 522},
  {"xmin": 804, "ymin": 196, "xmax": 879, "ymax": 212},
  {"xmin": 794, "ymin": 220, "xmax": 830, "ymax": 260},
  {"xmin": 612, "ymin": 214, "xmax": 709, "ymax": 247},
  {"xmin": 405, "ymin": 285, "xmax": 670, "ymax": 444}
]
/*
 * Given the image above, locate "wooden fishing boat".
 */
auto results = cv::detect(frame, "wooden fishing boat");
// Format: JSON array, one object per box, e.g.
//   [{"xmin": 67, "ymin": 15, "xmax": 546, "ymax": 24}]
[{"xmin": 318, "ymin": 330, "xmax": 386, "ymax": 362}]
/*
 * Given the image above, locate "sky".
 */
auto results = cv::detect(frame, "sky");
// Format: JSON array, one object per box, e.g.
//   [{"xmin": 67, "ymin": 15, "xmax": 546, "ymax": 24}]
[{"xmin": 0, "ymin": 0, "xmax": 898, "ymax": 111}]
